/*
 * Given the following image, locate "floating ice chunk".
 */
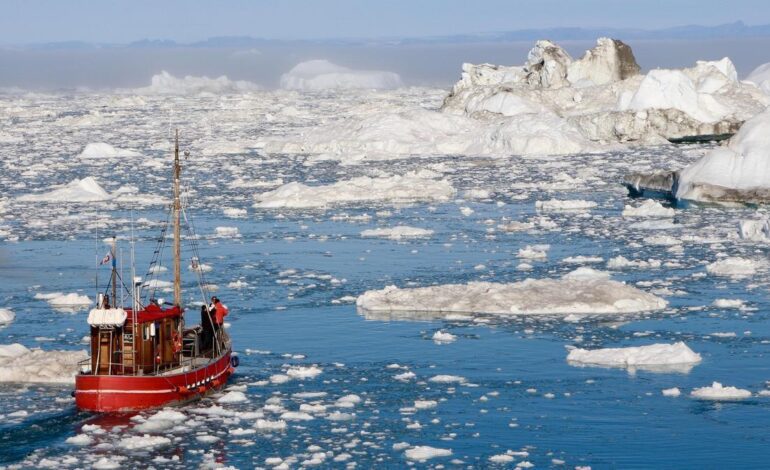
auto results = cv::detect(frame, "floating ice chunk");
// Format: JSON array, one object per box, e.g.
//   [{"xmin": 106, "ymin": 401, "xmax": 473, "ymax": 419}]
[
  {"xmin": 218, "ymin": 391, "xmax": 248, "ymax": 403},
  {"xmin": 35, "ymin": 292, "xmax": 92, "ymax": 307},
  {"xmin": 18, "ymin": 177, "xmax": 111, "ymax": 203},
  {"xmin": 223, "ymin": 207, "xmax": 247, "ymax": 218},
  {"xmin": 517, "ymin": 244, "xmax": 549, "ymax": 259},
  {"xmin": 566, "ymin": 342, "xmax": 701, "ymax": 373},
  {"xmin": 335, "ymin": 394, "xmax": 362, "ymax": 408},
  {"xmin": 677, "ymin": 107, "xmax": 770, "ymax": 203},
  {"xmin": 360, "ymin": 226, "xmax": 434, "ymax": 240},
  {"xmin": 78, "ymin": 142, "xmax": 141, "ymax": 159},
  {"xmin": 432, "ymin": 331, "xmax": 457, "ymax": 343},
  {"xmin": 404, "ymin": 446, "xmax": 453, "ymax": 461},
  {"xmin": 134, "ymin": 70, "xmax": 260, "ymax": 95},
  {"xmin": 428, "ymin": 375, "xmax": 466, "ymax": 384},
  {"xmin": 214, "ymin": 226, "xmax": 241, "ymax": 238},
  {"xmin": 536, "ymin": 199, "xmax": 597, "ymax": 212},
  {"xmin": 92, "ymin": 458, "xmax": 122, "ymax": 469},
  {"xmin": 0, "ymin": 308, "xmax": 14, "ymax": 325},
  {"xmin": 65, "ymin": 434, "xmax": 93, "ymax": 446},
  {"xmin": 357, "ymin": 268, "xmax": 666, "ymax": 317},
  {"xmin": 489, "ymin": 454, "xmax": 515, "ymax": 463},
  {"xmin": 118, "ymin": 434, "xmax": 172, "ymax": 450},
  {"xmin": 706, "ymin": 257, "xmax": 763, "ymax": 277},
  {"xmin": 134, "ymin": 409, "xmax": 186, "ymax": 433},
  {"xmin": 713, "ymin": 299, "xmax": 745, "ymax": 309},
  {"xmin": 255, "ymin": 419, "xmax": 287, "ymax": 431},
  {"xmin": 0, "ymin": 343, "xmax": 87, "ymax": 383},
  {"xmin": 414, "ymin": 400, "xmax": 438, "ymax": 409},
  {"xmin": 622, "ymin": 200, "xmax": 675, "ymax": 218},
  {"xmin": 739, "ymin": 218, "xmax": 770, "ymax": 241},
  {"xmin": 394, "ymin": 371, "xmax": 416, "ymax": 381},
  {"xmin": 286, "ymin": 365, "xmax": 323, "ymax": 380},
  {"xmin": 280, "ymin": 411, "xmax": 314, "ymax": 421},
  {"xmin": 561, "ymin": 255, "xmax": 603, "ymax": 264},
  {"xmin": 281, "ymin": 59, "xmax": 402, "ymax": 91},
  {"xmin": 607, "ymin": 256, "xmax": 661, "ymax": 270},
  {"xmin": 662, "ymin": 387, "xmax": 682, "ymax": 397},
  {"xmin": 228, "ymin": 280, "xmax": 249, "ymax": 289},
  {"xmin": 691, "ymin": 382, "xmax": 752, "ymax": 400},
  {"xmin": 254, "ymin": 173, "xmax": 455, "ymax": 209}
]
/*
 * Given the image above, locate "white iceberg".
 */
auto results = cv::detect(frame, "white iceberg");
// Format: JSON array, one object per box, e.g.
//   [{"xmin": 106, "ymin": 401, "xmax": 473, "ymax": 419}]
[
  {"xmin": 356, "ymin": 268, "xmax": 666, "ymax": 318},
  {"xmin": 280, "ymin": 59, "xmax": 402, "ymax": 91},
  {"xmin": 0, "ymin": 343, "xmax": 88, "ymax": 384},
  {"xmin": 566, "ymin": 342, "xmax": 701, "ymax": 373},
  {"xmin": 622, "ymin": 200, "xmax": 675, "ymax": 218},
  {"xmin": 705, "ymin": 257, "xmax": 763, "ymax": 277},
  {"xmin": 254, "ymin": 172, "xmax": 455, "ymax": 209},
  {"xmin": 676, "ymin": 107, "xmax": 770, "ymax": 202},
  {"xmin": 135, "ymin": 71, "xmax": 260, "ymax": 95},
  {"xmin": 404, "ymin": 446, "xmax": 453, "ymax": 461},
  {"xmin": 0, "ymin": 308, "xmax": 14, "ymax": 325},
  {"xmin": 746, "ymin": 62, "xmax": 770, "ymax": 95}
]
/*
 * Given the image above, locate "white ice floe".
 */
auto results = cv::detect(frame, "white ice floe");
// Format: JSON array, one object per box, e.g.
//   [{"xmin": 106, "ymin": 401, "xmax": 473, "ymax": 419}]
[
  {"xmin": 0, "ymin": 308, "xmax": 14, "ymax": 325},
  {"xmin": 690, "ymin": 382, "xmax": 752, "ymax": 400},
  {"xmin": 739, "ymin": 218, "xmax": 770, "ymax": 241},
  {"xmin": 536, "ymin": 199, "xmax": 597, "ymax": 212},
  {"xmin": 255, "ymin": 419, "xmax": 287, "ymax": 431},
  {"xmin": 118, "ymin": 434, "xmax": 172, "ymax": 450},
  {"xmin": 432, "ymin": 331, "xmax": 457, "ymax": 343},
  {"xmin": 428, "ymin": 375, "xmax": 467, "ymax": 384},
  {"xmin": 214, "ymin": 226, "xmax": 241, "ymax": 238},
  {"xmin": 0, "ymin": 344, "xmax": 87, "ymax": 383},
  {"xmin": 566, "ymin": 342, "xmax": 701, "ymax": 373},
  {"xmin": 517, "ymin": 244, "xmax": 550, "ymax": 259},
  {"xmin": 133, "ymin": 409, "xmax": 187, "ymax": 433},
  {"xmin": 677, "ymin": 107, "xmax": 770, "ymax": 202},
  {"xmin": 360, "ymin": 226, "xmax": 434, "ymax": 240},
  {"xmin": 662, "ymin": 387, "xmax": 682, "ymax": 397},
  {"xmin": 607, "ymin": 256, "xmax": 661, "ymax": 270},
  {"xmin": 622, "ymin": 200, "xmax": 675, "ymax": 218},
  {"xmin": 404, "ymin": 446, "xmax": 453, "ymax": 461},
  {"xmin": 254, "ymin": 172, "xmax": 455, "ymax": 209},
  {"xmin": 286, "ymin": 365, "xmax": 323, "ymax": 380},
  {"xmin": 713, "ymin": 298, "xmax": 745, "ymax": 309},
  {"xmin": 280, "ymin": 59, "xmax": 403, "ymax": 91},
  {"xmin": 218, "ymin": 391, "xmax": 248, "ymax": 403},
  {"xmin": 134, "ymin": 71, "xmax": 260, "ymax": 95},
  {"xmin": 706, "ymin": 257, "xmax": 763, "ymax": 277},
  {"xmin": 35, "ymin": 292, "xmax": 92, "ymax": 308},
  {"xmin": 357, "ymin": 268, "xmax": 666, "ymax": 317},
  {"xmin": 78, "ymin": 142, "xmax": 142, "ymax": 159}
]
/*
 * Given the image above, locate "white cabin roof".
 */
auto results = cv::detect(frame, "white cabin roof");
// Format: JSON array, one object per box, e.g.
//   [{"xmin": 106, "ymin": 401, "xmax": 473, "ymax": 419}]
[{"xmin": 87, "ymin": 308, "xmax": 127, "ymax": 327}]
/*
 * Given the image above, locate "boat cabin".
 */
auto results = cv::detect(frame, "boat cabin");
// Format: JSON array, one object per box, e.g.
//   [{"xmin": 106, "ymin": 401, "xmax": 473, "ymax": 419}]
[{"xmin": 87, "ymin": 303, "xmax": 183, "ymax": 376}]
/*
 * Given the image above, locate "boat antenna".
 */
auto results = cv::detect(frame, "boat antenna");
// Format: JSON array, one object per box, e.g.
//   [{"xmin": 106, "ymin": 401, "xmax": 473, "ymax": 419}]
[{"xmin": 173, "ymin": 129, "xmax": 182, "ymax": 307}]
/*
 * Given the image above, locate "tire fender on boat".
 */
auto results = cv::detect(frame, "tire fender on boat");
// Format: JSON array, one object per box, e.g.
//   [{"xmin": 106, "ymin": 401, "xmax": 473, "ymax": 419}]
[{"xmin": 231, "ymin": 355, "xmax": 240, "ymax": 368}]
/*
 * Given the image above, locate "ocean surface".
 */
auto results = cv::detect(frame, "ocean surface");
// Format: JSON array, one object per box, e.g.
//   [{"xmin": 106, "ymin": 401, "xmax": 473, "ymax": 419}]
[{"xmin": 1, "ymin": 90, "xmax": 770, "ymax": 469}]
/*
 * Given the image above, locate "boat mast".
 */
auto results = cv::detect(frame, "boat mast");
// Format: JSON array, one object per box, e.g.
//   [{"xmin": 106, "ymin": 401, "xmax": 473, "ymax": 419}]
[
  {"xmin": 173, "ymin": 129, "xmax": 182, "ymax": 307},
  {"xmin": 110, "ymin": 236, "xmax": 117, "ymax": 307}
]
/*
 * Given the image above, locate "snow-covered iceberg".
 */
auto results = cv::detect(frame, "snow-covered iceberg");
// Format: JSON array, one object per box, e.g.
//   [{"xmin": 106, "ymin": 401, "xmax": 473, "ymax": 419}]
[
  {"xmin": 0, "ymin": 343, "xmax": 87, "ymax": 384},
  {"xmin": 280, "ymin": 59, "xmax": 402, "ymax": 91},
  {"xmin": 691, "ymin": 382, "xmax": 752, "ymax": 400},
  {"xmin": 356, "ymin": 268, "xmax": 666, "ymax": 319},
  {"xmin": 134, "ymin": 71, "xmax": 260, "ymax": 95},
  {"xmin": 566, "ymin": 342, "xmax": 701, "ymax": 373},
  {"xmin": 676, "ymin": 107, "xmax": 770, "ymax": 202},
  {"xmin": 253, "ymin": 171, "xmax": 455, "ymax": 209},
  {"xmin": 746, "ymin": 62, "xmax": 770, "ymax": 95}
]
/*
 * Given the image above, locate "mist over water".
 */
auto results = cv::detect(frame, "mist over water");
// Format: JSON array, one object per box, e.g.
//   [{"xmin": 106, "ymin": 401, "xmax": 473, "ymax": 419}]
[{"xmin": 2, "ymin": 37, "xmax": 770, "ymax": 90}]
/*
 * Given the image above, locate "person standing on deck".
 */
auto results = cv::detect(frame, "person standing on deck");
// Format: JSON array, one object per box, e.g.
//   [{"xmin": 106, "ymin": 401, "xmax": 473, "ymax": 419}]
[{"xmin": 210, "ymin": 296, "xmax": 229, "ymax": 342}]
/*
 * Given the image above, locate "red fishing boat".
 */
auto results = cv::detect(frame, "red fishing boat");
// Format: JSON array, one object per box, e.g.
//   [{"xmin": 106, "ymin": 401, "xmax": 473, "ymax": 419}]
[{"xmin": 74, "ymin": 131, "xmax": 238, "ymax": 412}]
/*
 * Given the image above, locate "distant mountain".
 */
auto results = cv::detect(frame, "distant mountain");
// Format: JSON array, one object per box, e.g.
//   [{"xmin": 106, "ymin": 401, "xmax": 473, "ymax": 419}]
[{"xmin": 12, "ymin": 21, "xmax": 770, "ymax": 50}]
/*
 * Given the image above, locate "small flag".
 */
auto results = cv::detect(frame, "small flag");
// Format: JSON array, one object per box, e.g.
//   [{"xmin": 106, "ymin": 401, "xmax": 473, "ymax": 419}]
[{"xmin": 99, "ymin": 252, "xmax": 112, "ymax": 266}]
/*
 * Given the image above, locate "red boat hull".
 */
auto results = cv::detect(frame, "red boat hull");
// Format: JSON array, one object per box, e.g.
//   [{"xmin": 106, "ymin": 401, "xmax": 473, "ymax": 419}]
[{"xmin": 75, "ymin": 350, "xmax": 235, "ymax": 412}]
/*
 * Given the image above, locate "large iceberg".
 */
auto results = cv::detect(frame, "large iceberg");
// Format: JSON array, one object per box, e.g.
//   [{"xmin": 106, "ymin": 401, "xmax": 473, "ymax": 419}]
[
  {"xmin": 134, "ymin": 71, "xmax": 260, "ymax": 95},
  {"xmin": 676, "ymin": 107, "xmax": 770, "ymax": 202},
  {"xmin": 280, "ymin": 59, "xmax": 403, "ymax": 91},
  {"xmin": 356, "ymin": 268, "xmax": 666, "ymax": 318}
]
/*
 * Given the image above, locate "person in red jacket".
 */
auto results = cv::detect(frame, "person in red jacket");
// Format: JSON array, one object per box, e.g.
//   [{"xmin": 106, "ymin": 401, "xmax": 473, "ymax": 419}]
[{"xmin": 210, "ymin": 296, "xmax": 229, "ymax": 327}]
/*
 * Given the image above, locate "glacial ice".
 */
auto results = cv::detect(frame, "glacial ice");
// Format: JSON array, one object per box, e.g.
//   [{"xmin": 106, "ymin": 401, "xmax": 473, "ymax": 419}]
[
  {"xmin": 254, "ymin": 172, "xmax": 455, "ymax": 209},
  {"xmin": 280, "ymin": 59, "xmax": 403, "ymax": 91},
  {"xmin": 746, "ymin": 62, "xmax": 770, "ymax": 95},
  {"xmin": 18, "ymin": 177, "xmax": 112, "ymax": 203},
  {"xmin": 0, "ymin": 308, "xmax": 14, "ymax": 325},
  {"xmin": 404, "ymin": 446, "xmax": 452, "ymax": 461},
  {"xmin": 0, "ymin": 343, "xmax": 88, "ymax": 383},
  {"xmin": 360, "ymin": 226, "xmax": 434, "ymax": 240},
  {"xmin": 676, "ymin": 107, "xmax": 770, "ymax": 203},
  {"xmin": 705, "ymin": 257, "xmax": 763, "ymax": 277},
  {"xmin": 566, "ymin": 342, "xmax": 701, "ymax": 372},
  {"xmin": 357, "ymin": 268, "xmax": 666, "ymax": 317},
  {"xmin": 622, "ymin": 200, "xmax": 675, "ymax": 218},
  {"xmin": 78, "ymin": 142, "xmax": 141, "ymax": 160}
]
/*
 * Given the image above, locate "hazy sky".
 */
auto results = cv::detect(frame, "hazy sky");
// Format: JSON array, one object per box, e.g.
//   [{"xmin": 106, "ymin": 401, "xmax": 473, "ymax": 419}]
[{"xmin": 2, "ymin": 0, "xmax": 770, "ymax": 44}]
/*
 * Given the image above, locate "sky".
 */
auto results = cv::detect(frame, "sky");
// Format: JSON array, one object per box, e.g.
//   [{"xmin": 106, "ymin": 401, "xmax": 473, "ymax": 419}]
[{"xmin": 2, "ymin": 0, "xmax": 770, "ymax": 44}]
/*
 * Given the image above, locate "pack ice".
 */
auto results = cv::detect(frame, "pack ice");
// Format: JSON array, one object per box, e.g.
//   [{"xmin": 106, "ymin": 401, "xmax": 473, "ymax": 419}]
[
  {"xmin": 0, "ymin": 343, "xmax": 87, "ymax": 384},
  {"xmin": 356, "ymin": 268, "xmax": 666, "ymax": 317}
]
